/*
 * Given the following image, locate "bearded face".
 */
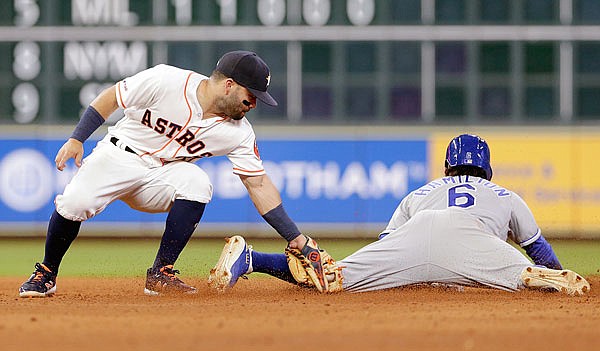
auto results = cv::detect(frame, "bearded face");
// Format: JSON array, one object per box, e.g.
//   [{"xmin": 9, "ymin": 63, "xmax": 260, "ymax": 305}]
[{"xmin": 216, "ymin": 83, "xmax": 257, "ymax": 120}]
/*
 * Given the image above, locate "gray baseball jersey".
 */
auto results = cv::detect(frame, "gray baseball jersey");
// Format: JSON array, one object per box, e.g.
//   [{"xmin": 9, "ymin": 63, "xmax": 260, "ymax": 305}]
[
  {"xmin": 340, "ymin": 175, "xmax": 537, "ymax": 292},
  {"xmin": 382, "ymin": 175, "xmax": 541, "ymax": 245}
]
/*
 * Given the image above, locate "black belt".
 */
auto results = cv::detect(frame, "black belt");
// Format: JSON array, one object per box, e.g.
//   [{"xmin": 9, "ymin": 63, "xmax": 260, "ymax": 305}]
[{"xmin": 110, "ymin": 137, "xmax": 136, "ymax": 154}]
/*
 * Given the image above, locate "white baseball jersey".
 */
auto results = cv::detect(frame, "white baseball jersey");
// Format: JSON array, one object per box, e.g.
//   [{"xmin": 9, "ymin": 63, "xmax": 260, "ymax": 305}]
[
  {"xmin": 113, "ymin": 64, "xmax": 264, "ymax": 175},
  {"xmin": 56, "ymin": 64, "xmax": 264, "ymax": 221},
  {"xmin": 340, "ymin": 175, "xmax": 537, "ymax": 292}
]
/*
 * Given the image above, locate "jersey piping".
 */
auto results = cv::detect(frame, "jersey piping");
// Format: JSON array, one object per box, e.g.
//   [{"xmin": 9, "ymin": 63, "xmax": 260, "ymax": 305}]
[
  {"xmin": 518, "ymin": 229, "xmax": 542, "ymax": 247},
  {"xmin": 116, "ymin": 82, "xmax": 127, "ymax": 109},
  {"xmin": 233, "ymin": 167, "xmax": 265, "ymax": 173},
  {"xmin": 140, "ymin": 71, "xmax": 194, "ymax": 158},
  {"xmin": 171, "ymin": 118, "xmax": 226, "ymax": 158}
]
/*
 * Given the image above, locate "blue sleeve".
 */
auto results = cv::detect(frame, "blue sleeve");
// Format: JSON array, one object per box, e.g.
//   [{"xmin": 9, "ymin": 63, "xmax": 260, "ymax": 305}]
[{"xmin": 522, "ymin": 235, "xmax": 562, "ymax": 270}]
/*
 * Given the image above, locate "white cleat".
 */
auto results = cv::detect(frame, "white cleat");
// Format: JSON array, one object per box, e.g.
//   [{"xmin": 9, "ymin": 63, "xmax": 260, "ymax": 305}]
[
  {"xmin": 208, "ymin": 236, "xmax": 252, "ymax": 292},
  {"xmin": 521, "ymin": 266, "xmax": 590, "ymax": 296}
]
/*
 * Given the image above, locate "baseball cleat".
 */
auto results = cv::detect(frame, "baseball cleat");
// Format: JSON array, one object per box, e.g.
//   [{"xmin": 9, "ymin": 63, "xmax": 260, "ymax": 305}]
[
  {"xmin": 144, "ymin": 265, "xmax": 198, "ymax": 296},
  {"xmin": 521, "ymin": 266, "xmax": 590, "ymax": 296},
  {"xmin": 208, "ymin": 236, "xmax": 252, "ymax": 292},
  {"xmin": 19, "ymin": 263, "xmax": 57, "ymax": 298}
]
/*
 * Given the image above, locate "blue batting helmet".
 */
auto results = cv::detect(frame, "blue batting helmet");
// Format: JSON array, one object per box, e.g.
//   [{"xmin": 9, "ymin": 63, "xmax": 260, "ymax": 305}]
[{"xmin": 445, "ymin": 134, "xmax": 493, "ymax": 180}]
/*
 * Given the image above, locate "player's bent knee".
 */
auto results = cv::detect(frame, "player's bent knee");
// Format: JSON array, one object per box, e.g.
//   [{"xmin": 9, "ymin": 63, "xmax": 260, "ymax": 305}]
[
  {"xmin": 173, "ymin": 165, "xmax": 213, "ymax": 202},
  {"xmin": 55, "ymin": 194, "xmax": 103, "ymax": 221},
  {"xmin": 182, "ymin": 180, "xmax": 213, "ymax": 203}
]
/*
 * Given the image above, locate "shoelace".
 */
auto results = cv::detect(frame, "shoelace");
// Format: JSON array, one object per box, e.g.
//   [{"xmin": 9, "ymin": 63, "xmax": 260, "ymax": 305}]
[
  {"xmin": 31, "ymin": 271, "xmax": 45, "ymax": 282},
  {"xmin": 160, "ymin": 266, "xmax": 182, "ymax": 281},
  {"xmin": 31, "ymin": 263, "xmax": 52, "ymax": 282}
]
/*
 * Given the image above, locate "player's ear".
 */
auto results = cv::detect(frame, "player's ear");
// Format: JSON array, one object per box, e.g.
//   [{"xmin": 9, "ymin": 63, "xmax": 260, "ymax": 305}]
[{"xmin": 223, "ymin": 78, "xmax": 235, "ymax": 94}]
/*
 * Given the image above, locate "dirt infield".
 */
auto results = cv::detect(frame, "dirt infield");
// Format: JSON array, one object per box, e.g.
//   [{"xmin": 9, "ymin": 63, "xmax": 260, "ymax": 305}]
[{"xmin": 1, "ymin": 276, "xmax": 599, "ymax": 351}]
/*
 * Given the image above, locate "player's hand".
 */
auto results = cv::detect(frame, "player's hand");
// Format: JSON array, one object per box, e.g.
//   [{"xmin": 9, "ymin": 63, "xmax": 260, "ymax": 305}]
[
  {"xmin": 55, "ymin": 138, "xmax": 84, "ymax": 171},
  {"xmin": 288, "ymin": 234, "xmax": 309, "ymax": 249}
]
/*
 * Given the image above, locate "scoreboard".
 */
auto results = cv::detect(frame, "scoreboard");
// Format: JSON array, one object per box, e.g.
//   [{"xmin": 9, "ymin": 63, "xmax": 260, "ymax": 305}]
[
  {"xmin": 3, "ymin": 0, "xmax": 600, "ymax": 125},
  {"xmin": 0, "ymin": 0, "xmax": 388, "ymax": 124}
]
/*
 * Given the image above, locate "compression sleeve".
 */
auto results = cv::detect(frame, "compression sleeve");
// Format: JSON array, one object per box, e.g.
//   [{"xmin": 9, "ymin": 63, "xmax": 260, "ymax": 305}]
[
  {"xmin": 70, "ymin": 106, "xmax": 105, "ymax": 143},
  {"xmin": 523, "ymin": 235, "xmax": 562, "ymax": 270},
  {"xmin": 262, "ymin": 204, "xmax": 301, "ymax": 242}
]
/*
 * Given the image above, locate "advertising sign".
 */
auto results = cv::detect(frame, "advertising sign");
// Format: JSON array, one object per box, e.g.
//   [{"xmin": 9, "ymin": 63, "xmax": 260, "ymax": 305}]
[
  {"xmin": 431, "ymin": 132, "xmax": 600, "ymax": 237},
  {"xmin": 0, "ymin": 138, "xmax": 429, "ymax": 228}
]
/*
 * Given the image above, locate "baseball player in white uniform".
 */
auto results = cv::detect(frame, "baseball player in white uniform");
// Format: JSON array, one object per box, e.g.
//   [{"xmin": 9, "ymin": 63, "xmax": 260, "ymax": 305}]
[
  {"xmin": 19, "ymin": 51, "xmax": 320, "ymax": 297},
  {"xmin": 209, "ymin": 134, "xmax": 590, "ymax": 296}
]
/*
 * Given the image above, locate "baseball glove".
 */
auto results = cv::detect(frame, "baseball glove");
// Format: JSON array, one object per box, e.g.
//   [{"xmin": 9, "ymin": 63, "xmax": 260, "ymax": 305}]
[{"xmin": 285, "ymin": 236, "xmax": 344, "ymax": 293}]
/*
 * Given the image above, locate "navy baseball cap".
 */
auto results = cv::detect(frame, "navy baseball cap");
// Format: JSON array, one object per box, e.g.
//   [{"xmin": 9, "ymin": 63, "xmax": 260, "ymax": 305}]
[{"xmin": 215, "ymin": 50, "xmax": 278, "ymax": 106}]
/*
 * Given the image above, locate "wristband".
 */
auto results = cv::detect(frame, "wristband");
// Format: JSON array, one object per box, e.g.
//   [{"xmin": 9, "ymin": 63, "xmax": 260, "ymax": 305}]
[
  {"xmin": 262, "ymin": 204, "xmax": 301, "ymax": 242},
  {"xmin": 70, "ymin": 106, "xmax": 105, "ymax": 143}
]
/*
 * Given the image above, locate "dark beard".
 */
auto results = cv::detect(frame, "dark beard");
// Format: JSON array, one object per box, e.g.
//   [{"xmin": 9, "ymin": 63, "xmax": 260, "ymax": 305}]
[
  {"xmin": 228, "ymin": 111, "xmax": 245, "ymax": 120},
  {"xmin": 216, "ymin": 95, "xmax": 245, "ymax": 120}
]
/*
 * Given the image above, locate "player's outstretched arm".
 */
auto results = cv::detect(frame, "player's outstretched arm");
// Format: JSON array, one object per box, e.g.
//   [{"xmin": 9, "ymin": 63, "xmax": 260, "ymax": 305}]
[
  {"xmin": 239, "ymin": 174, "xmax": 307, "ymax": 247},
  {"xmin": 239, "ymin": 174, "xmax": 282, "ymax": 214},
  {"xmin": 239, "ymin": 174, "xmax": 331, "ymax": 286}
]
